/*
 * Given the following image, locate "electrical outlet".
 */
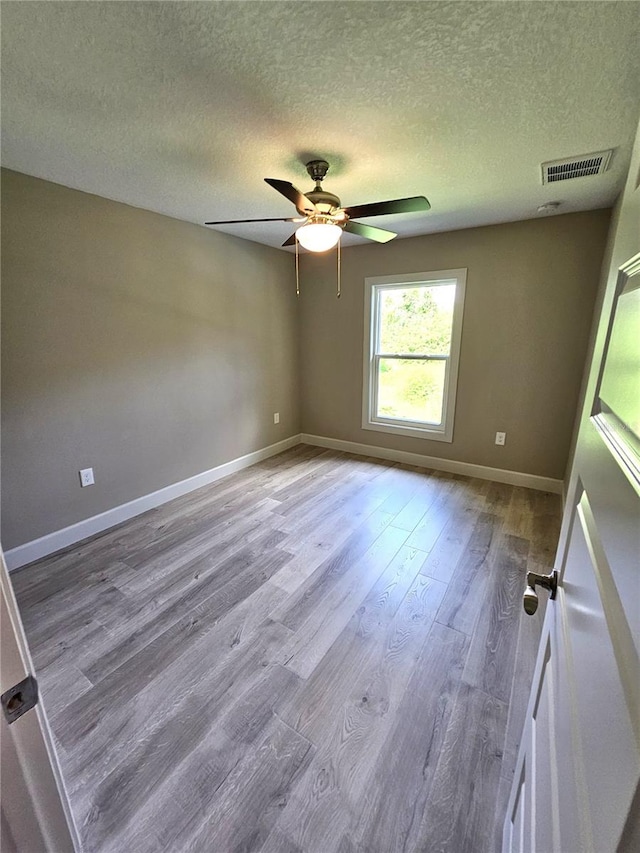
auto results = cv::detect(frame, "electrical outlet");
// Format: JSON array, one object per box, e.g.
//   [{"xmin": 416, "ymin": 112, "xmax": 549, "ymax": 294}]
[
  {"xmin": 273, "ymin": 412, "xmax": 280, "ymax": 424},
  {"xmin": 79, "ymin": 467, "xmax": 95, "ymax": 487},
  {"xmin": 495, "ymin": 432, "xmax": 506, "ymax": 446}
]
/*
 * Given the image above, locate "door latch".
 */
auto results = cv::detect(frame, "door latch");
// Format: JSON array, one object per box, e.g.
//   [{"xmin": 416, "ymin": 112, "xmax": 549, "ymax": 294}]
[
  {"xmin": 523, "ymin": 570, "xmax": 558, "ymax": 615},
  {"xmin": 1, "ymin": 674, "xmax": 39, "ymax": 724}
]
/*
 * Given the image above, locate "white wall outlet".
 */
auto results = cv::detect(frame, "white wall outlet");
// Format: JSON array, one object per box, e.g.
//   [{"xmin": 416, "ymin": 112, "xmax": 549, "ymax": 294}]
[
  {"xmin": 495, "ymin": 432, "xmax": 506, "ymax": 446},
  {"xmin": 79, "ymin": 467, "xmax": 95, "ymax": 487},
  {"xmin": 273, "ymin": 412, "xmax": 280, "ymax": 424}
]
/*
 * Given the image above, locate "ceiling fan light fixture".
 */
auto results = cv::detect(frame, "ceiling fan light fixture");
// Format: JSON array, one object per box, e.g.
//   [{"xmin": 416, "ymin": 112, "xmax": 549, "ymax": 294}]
[{"xmin": 296, "ymin": 221, "xmax": 342, "ymax": 252}]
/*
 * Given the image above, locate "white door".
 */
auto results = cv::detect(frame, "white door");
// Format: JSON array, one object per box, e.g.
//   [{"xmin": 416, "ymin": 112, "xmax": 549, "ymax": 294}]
[
  {"xmin": 0, "ymin": 550, "xmax": 80, "ymax": 852},
  {"xmin": 503, "ymin": 253, "xmax": 640, "ymax": 853}
]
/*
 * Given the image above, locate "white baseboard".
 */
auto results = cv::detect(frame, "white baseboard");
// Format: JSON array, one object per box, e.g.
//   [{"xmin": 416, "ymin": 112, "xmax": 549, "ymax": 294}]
[
  {"xmin": 6, "ymin": 430, "xmax": 563, "ymax": 572},
  {"xmin": 301, "ymin": 433, "xmax": 564, "ymax": 494},
  {"xmin": 5, "ymin": 434, "xmax": 302, "ymax": 571}
]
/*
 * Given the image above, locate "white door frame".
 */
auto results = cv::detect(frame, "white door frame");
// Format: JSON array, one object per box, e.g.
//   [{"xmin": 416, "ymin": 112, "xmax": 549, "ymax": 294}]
[
  {"xmin": 1, "ymin": 550, "xmax": 80, "ymax": 852},
  {"xmin": 502, "ymin": 250, "xmax": 640, "ymax": 850}
]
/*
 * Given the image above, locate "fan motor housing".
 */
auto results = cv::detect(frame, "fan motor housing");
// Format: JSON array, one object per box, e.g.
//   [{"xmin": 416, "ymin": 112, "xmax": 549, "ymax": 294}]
[{"xmin": 304, "ymin": 189, "xmax": 341, "ymax": 214}]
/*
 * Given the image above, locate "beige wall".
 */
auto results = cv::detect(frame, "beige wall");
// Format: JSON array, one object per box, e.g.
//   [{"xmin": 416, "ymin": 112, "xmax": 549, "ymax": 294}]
[
  {"xmin": 0, "ymin": 169, "xmax": 614, "ymax": 552},
  {"xmin": 297, "ymin": 210, "xmax": 611, "ymax": 480},
  {"xmin": 1, "ymin": 170, "xmax": 299, "ymax": 549}
]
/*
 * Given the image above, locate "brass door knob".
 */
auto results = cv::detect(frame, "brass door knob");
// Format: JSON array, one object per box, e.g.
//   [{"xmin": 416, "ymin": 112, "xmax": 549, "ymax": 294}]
[{"xmin": 523, "ymin": 570, "xmax": 558, "ymax": 615}]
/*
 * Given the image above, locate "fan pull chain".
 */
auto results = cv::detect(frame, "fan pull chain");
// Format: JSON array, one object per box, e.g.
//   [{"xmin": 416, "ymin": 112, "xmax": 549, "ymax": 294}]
[
  {"xmin": 295, "ymin": 234, "xmax": 300, "ymax": 297},
  {"xmin": 336, "ymin": 235, "xmax": 341, "ymax": 298}
]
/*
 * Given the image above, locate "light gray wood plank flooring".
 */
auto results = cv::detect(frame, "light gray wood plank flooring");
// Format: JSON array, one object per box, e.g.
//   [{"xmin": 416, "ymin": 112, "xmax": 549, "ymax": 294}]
[{"xmin": 11, "ymin": 444, "xmax": 561, "ymax": 853}]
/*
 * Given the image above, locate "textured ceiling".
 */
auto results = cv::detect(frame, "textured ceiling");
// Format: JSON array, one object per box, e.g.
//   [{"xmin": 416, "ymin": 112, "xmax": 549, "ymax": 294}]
[{"xmin": 2, "ymin": 1, "xmax": 639, "ymax": 250}]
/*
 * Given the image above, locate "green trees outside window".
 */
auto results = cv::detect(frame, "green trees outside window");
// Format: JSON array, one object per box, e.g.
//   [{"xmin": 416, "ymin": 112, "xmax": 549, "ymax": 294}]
[{"xmin": 375, "ymin": 284, "xmax": 455, "ymax": 425}]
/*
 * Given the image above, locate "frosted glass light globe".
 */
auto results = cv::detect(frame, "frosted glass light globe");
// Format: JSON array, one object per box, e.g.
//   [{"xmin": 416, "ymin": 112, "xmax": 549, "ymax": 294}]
[{"xmin": 296, "ymin": 222, "xmax": 342, "ymax": 252}]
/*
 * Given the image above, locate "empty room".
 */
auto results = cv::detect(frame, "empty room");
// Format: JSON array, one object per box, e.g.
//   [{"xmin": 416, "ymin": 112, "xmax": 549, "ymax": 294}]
[{"xmin": 1, "ymin": 2, "xmax": 639, "ymax": 852}]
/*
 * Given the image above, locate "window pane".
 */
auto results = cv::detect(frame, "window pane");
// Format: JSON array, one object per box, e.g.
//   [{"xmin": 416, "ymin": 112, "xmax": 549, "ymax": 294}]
[
  {"xmin": 376, "ymin": 358, "xmax": 446, "ymax": 425},
  {"xmin": 378, "ymin": 284, "xmax": 456, "ymax": 355}
]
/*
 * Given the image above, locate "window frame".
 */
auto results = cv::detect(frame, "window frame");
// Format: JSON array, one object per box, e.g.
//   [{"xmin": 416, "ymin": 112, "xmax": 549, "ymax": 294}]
[{"xmin": 362, "ymin": 269, "xmax": 467, "ymax": 443}]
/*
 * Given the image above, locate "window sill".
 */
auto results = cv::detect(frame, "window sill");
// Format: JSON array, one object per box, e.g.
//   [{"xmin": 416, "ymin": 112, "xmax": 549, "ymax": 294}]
[{"xmin": 362, "ymin": 420, "xmax": 453, "ymax": 443}]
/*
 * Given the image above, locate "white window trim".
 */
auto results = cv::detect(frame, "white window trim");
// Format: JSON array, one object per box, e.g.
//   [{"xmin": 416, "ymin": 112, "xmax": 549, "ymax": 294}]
[{"xmin": 362, "ymin": 268, "xmax": 467, "ymax": 443}]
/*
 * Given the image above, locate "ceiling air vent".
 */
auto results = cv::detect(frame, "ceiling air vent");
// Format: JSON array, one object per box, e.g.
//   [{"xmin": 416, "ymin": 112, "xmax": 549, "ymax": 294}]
[{"xmin": 541, "ymin": 149, "xmax": 613, "ymax": 184}]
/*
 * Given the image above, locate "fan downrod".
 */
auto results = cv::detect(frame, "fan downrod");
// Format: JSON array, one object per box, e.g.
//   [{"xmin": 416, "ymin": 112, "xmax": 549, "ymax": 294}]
[{"xmin": 303, "ymin": 160, "xmax": 341, "ymax": 213}]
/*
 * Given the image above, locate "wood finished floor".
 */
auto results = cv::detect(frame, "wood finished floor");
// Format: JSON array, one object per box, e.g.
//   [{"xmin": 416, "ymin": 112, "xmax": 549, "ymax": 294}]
[{"xmin": 12, "ymin": 445, "xmax": 561, "ymax": 853}]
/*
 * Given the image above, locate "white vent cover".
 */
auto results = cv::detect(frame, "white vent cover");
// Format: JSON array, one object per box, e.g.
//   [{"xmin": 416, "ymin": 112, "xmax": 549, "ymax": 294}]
[{"xmin": 541, "ymin": 149, "xmax": 613, "ymax": 184}]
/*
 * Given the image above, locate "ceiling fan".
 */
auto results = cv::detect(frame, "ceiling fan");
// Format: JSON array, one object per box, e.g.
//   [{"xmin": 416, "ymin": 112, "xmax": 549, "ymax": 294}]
[{"xmin": 205, "ymin": 159, "xmax": 431, "ymax": 252}]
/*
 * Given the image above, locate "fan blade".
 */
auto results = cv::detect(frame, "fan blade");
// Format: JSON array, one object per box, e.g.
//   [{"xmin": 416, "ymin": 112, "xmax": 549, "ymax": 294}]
[
  {"xmin": 343, "ymin": 196, "xmax": 431, "ymax": 219},
  {"xmin": 265, "ymin": 178, "xmax": 317, "ymax": 214},
  {"xmin": 282, "ymin": 232, "xmax": 297, "ymax": 247},
  {"xmin": 204, "ymin": 217, "xmax": 302, "ymax": 225},
  {"xmin": 344, "ymin": 221, "xmax": 396, "ymax": 243}
]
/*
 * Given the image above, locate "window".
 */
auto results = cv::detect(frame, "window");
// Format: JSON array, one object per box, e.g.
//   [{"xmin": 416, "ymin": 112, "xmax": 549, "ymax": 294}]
[{"xmin": 362, "ymin": 269, "xmax": 466, "ymax": 442}]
